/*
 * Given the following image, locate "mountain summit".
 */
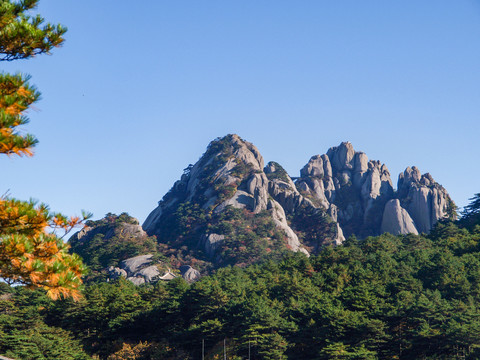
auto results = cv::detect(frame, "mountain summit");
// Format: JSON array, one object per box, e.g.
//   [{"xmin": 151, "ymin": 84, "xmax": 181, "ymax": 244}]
[{"xmin": 142, "ymin": 135, "xmax": 455, "ymax": 267}]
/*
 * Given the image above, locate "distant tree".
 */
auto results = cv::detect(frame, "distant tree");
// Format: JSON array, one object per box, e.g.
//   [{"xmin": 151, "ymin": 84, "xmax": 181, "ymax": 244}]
[
  {"xmin": 0, "ymin": 0, "xmax": 88, "ymax": 300},
  {"xmin": 459, "ymin": 193, "xmax": 480, "ymax": 230}
]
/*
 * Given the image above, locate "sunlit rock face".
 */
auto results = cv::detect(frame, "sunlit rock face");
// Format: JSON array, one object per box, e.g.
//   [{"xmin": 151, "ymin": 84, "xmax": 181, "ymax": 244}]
[
  {"xmin": 143, "ymin": 134, "xmax": 310, "ymax": 262},
  {"xmin": 297, "ymin": 142, "xmax": 394, "ymax": 238},
  {"xmin": 295, "ymin": 144, "xmax": 454, "ymax": 237},
  {"xmin": 143, "ymin": 135, "xmax": 455, "ymax": 264},
  {"xmin": 381, "ymin": 199, "xmax": 418, "ymax": 235},
  {"xmin": 396, "ymin": 166, "xmax": 454, "ymax": 234}
]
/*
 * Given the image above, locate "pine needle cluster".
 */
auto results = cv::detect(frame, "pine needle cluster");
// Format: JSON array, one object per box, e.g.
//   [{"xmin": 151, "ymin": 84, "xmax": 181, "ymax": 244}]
[{"xmin": 0, "ymin": 0, "xmax": 89, "ymax": 300}]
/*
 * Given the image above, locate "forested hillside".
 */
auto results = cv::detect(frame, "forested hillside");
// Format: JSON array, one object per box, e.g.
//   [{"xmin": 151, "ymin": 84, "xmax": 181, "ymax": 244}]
[{"xmin": 1, "ymin": 209, "xmax": 480, "ymax": 359}]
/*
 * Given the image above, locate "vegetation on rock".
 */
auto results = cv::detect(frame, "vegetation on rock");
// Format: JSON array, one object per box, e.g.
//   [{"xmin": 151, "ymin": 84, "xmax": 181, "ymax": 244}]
[{"xmin": 68, "ymin": 213, "xmax": 160, "ymax": 282}]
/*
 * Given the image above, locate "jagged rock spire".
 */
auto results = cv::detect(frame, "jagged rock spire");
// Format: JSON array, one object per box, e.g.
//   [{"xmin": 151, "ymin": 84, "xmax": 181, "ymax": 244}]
[{"xmin": 143, "ymin": 135, "xmax": 455, "ymax": 264}]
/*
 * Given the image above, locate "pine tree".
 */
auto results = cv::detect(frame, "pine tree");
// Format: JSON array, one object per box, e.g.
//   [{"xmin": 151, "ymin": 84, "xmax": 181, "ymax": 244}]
[
  {"xmin": 0, "ymin": 0, "xmax": 67, "ymax": 62},
  {"xmin": 0, "ymin": 0, "xmax": 88, "ymax": 300},
  {"xmin": 460, "ymin": 193, "xmax": 480, "ymax": 229}
]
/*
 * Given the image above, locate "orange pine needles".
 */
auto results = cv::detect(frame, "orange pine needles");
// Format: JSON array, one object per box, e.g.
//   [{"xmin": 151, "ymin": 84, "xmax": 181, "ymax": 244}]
[
  {"xmin": 1, "ymin": 0, "xmax": 87, "ymax": 301},
  {"xmin": 0, "ymin": 73, "xmax": 39, "ymax": 156},
  {"xmin": 0, "ymin": 197, "xmax": 89, "ymax": 300}
]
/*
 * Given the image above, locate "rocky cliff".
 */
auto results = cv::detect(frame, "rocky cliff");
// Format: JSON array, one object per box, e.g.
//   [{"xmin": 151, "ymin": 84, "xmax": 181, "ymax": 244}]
[
  {"xmin": 144, "ymin": 136, "xmax": 455, "ymax": 248},
  {"xmin": 294, "ymin": 142, "xmax": 455, "ymax": 237},
  {"xmin": 296, "ymin": 142, "xmax": 395, "ymax": 238},
  {"xmin": 143, "ymin": 135, "xmax": 314, "ymax": 266},
  {"xmin": 70, "ymin": 136, "xmax": 455, "ymax": 282}
]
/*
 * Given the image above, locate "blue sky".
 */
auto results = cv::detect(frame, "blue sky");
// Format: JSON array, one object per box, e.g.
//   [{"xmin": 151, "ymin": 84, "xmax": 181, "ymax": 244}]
[{"xmin": 1, "ymin": 1, "xmax": 479, "ymax": 223}]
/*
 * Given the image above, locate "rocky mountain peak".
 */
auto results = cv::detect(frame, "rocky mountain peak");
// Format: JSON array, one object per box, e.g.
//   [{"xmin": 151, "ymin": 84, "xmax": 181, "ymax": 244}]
[
  {"xmin": 393, "ymin": 166, "xmax": 455, "ymax": 234},
  {"xmin": 143, "ymin": 134, "xmax": 269, "ymax": 233},
  {"xmin": 143, "ymin": 134, "xmax": 310, "ymax": 265},
  {"xmin": 297, "ymin": 142, "xmax": 393, "ymax": 238},
  {"xmin": 141, "ymin": 135, "xmax": 455, "ymax": 269},
  {"xmin": 326, "ymin": 141, "xmax": 356, "ymax": 171}
]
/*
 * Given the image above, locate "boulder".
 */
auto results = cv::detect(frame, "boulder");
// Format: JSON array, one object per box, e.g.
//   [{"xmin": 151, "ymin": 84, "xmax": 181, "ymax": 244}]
[
  {"xmin": 180, "ymin": 265, "xmax": 201, "ymax": 282},
  {"xmin": 120, "ymin": 254, "xmax": 154, "ymax": 276},
  {"xmin": 203, "ymin": 233, "xmax": 225, "ymax": 258},
  {"xmin": 136, "ymin": 265, "xmax": 161, "ymax": 283}
]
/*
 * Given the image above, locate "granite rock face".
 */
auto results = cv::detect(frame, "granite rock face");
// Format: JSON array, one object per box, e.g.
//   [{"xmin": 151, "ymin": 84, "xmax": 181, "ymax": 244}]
[
  {"xmin": 265, "ymin": 161, "xmax": 343, "ymax": 247},
  {"xmin": 381, "ymin": 199, "xmax": 418, "ymax": 235},
  {"xmin": 180, "ymin": 265, "xmax": 201, "ymax": 283},
  {"xmin": 265, "ymin": 161, "xmax": 306, "ymax": 213},
  {"xmin": 143, "ymin": 135, "xmax": 455, "ymax": 263},
  {"xmin": 397, "ymin": 166, "xmax": 454, "ymax": 234},
  {"xmin": 297, "ymin": 142, "xmax": 394, "ymax": 237},
  {"xmin": 295, "ymin": 143, "xmax": 454, "ymax": 237},
  {"xmin": 143, "ymin": 134, "xmax": 309, "ymax": 260},
  {"xmin": 202, "ymin": 233, "xmax": 225, "ymax": 258},
  {"xmin": 108, "ymin": 254, "xmax": 183, "ymax": 285},
  {"xmin": 144, "ymin": 134, "xmax": 271, "ymax": 234},
  {"xmin": 268, "ymin": 199, "xmax": 309, "ymax": 255},
  {"xmin": 108, "ymin": 254, "xmax": 164, "ymax": 285},
  {"xmin": 120, "ymin": 254, "xmax": 154, "ymax": 275}
]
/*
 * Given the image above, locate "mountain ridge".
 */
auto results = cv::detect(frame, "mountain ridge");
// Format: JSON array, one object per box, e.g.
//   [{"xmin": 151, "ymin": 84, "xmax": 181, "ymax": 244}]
[{"xmin": 143, "ymin": 134, "xmax": 455, "ymax": 265}]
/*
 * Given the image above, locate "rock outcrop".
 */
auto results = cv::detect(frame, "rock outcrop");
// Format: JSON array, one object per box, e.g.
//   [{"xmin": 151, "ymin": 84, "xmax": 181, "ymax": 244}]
[
  {"xmin": 265, "ymin": 161, "xmax": 304, "ymax": 213},
  {"xmin": 180, "ymin": 265, "xmax": 201, "ymax": 283},
  {"xmin": 265, "ymin": 161, "xmax": 342, "ymax": 247},
  {"xmin": 396, "ymin": 166, "xmax": 454, "ymax": 234},
  {"xmin": 294, "ymin": 144, "xmax": 454, "ymax": 237},
  {"xmin": 68, "ymin": 213, "xmax": 160, "ymax": 279},
  {"xmin": 142, "ymin": 135, "xmax": 455, "ymax": 265},
  {"xmin": 297, "ymin": 142, "xmax": 394, "ymax": 237},
  {"xmin": 144, "ymin": 134, "xmax": 272, "ymax": 234},
  {"xmin": 381, "ymin": 199, "xmax": 418, "ymax": 235},
  {"xmin": 109, "ymin": 254, "xmax": 163, "ymax": 285},
  {"xmin": 107, "ymin": 254, "xmax": 191, "ymax": 285},
  {"xmin": 202, "ymin": 233, "xmax": 225, "ymax": 258},
  {"xmin": 143, "ymin": 134, "xmax": 310, "ymax": 262}
]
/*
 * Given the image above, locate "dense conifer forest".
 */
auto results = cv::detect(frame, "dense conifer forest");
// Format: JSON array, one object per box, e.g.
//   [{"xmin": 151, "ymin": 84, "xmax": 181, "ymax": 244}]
[{"xmin": 1, "ymin": 196, "xmax": 480, "ymax": 359}]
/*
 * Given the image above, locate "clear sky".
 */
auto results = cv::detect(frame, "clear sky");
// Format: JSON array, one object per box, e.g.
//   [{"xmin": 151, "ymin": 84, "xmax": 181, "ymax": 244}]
[{"xmin": 1, "ymin": 1, "xmax": 479, "ymax": 223}]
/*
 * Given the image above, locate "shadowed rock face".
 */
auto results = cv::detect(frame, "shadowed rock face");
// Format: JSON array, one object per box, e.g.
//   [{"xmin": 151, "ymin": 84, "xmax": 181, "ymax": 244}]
[{"xmin": 265, "ymin": 160, "xmax": 344, "ymax": 246}]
